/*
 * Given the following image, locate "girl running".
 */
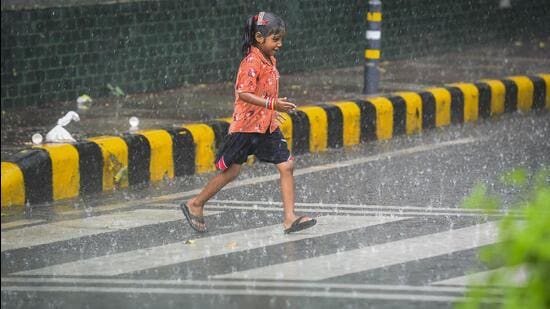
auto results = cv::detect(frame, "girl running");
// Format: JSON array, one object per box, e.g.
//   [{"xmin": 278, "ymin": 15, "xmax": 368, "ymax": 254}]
[{"xmin": 181, "ymin": 11, "xmax": 316, "ymax": 234}]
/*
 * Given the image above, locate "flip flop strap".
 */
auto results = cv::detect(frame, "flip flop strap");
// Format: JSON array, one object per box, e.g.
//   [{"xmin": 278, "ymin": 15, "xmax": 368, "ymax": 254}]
[
  {"xmin": 185, "ymin": 204, "xmax": 205, "ymax": 224},
  {"xmin": 188, "ymin": 212, "xmax": 205, "ymax": 224},
  {"xmin": 291, "ymin": 216, "xmax": 305, "ymax": 228}
]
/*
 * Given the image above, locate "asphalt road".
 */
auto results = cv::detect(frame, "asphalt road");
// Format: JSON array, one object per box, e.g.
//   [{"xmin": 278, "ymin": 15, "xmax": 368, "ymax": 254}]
[{"xmin": 2, "ymin": 111, "xmax": 549, "ymax": 309}]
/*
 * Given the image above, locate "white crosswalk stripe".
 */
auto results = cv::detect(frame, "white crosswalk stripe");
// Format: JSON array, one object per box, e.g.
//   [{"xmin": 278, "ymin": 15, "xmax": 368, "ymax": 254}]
[
  {"xmin": 1, "ymin": 209, "xmax": 222, "ymax": 252},
  {"xmin": 215, "ymin": 221, "xmax": 499, "ymax": 280},
  {"xmin": 15, "ymin": 215, "xmax": 403, "ymax": 276},
  {"xmin": 433, "ymin": 266, "xmax": 527, "ymax": 286}
]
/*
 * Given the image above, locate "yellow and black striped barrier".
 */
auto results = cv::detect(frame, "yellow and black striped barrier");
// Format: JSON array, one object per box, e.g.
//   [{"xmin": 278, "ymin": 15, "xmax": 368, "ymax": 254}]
[{"xmin": 1, "ymin": 74, "xmax": 549, "ymax": 209}]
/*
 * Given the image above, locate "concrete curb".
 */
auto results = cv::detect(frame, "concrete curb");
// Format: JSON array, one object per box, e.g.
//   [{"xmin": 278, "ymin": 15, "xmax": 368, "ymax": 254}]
[{"xmin": 2, "ymin": 74, "xmax": 549, "ymax": 209}]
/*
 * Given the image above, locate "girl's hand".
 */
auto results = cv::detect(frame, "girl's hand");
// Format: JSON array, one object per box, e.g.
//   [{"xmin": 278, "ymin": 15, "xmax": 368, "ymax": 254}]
[
  {"xmin": 275, "ymin": 97, "xmax": 296, "ymax": 112},
  {"xmin": 275, "ymin": 112, "xmax": 288, "ymax": 125}
]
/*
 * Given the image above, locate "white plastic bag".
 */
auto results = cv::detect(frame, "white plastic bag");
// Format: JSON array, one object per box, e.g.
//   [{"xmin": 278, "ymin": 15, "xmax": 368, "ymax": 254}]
[{"xmin": 45, "ymin": 111, "xmax": 80, "ymax": 143}]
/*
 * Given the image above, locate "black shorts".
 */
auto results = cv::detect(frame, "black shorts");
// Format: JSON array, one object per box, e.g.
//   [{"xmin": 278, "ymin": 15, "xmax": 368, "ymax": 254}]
[{"xmin": 215, "ymin": 128, "xmax": 293, "ymax": 170}]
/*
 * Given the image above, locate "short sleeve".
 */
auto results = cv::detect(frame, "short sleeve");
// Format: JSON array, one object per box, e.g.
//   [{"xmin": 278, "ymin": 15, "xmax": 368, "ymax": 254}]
[{"xmin": 235, "ymin": 56, "xmax": 262, "ymax": 94}]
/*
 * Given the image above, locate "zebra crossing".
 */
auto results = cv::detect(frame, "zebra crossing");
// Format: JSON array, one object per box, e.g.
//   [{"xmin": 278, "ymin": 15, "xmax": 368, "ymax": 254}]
[
  {"xmin": 1, "ymin": 198, "xmax": 508, "ymax": 306},
  {"xmin": 14, "ymin": 215, "xmax": 403, "ymax": 277}
]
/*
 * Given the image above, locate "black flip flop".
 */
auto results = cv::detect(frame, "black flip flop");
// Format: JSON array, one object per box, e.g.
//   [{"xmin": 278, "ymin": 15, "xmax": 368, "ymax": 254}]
[
  {"xmin": 284, "ymin": 216, "xmax": 317, "ymax": 234},
  {"xmin": 180, "ymin": 203, "xmax": 207, "ymax": 233}
]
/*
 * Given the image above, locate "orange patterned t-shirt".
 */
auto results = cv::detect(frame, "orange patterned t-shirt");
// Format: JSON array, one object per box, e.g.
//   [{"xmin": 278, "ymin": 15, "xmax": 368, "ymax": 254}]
[{"xmin": 229, "ymin": 46, "xmax": 280, "ymax": 134}]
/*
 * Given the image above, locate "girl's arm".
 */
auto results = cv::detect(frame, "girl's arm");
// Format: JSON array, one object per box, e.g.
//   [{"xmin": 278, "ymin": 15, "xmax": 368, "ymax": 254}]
[{"xmin": 238, "ymin": 92, "xmax": 296, "ymax": 112}]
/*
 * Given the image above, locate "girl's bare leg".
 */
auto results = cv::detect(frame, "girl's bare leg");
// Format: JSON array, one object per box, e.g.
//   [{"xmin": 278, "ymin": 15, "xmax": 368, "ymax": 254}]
[
  {"xmin": 186, "ymin": 164, "xmax": 242, "ymax": 228},
  {"xmin": 276, "ymin": 160, "xmax": 313, "ymax": 229}
]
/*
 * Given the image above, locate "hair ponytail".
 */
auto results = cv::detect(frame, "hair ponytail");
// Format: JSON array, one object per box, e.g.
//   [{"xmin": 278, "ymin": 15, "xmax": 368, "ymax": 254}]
[{"xmin": 241, "ymin": 15, "xmax": 256, "ymax": 56}]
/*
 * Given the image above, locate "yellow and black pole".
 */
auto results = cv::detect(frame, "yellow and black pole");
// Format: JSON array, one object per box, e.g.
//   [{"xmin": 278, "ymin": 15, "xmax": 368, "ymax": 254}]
[{"xmin": 364, "ymin": 0, "xmax": 382, "ymax": 95}]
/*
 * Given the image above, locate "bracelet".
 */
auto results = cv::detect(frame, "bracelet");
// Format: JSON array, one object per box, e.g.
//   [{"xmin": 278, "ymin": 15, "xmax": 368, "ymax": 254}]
[
  {"xmin": 267, "ymin": 98, "xmax": 274, "ymax": 110},
  {"xmin": 265, "ymin": 97, "xmax": 275, "ymax": 110}
]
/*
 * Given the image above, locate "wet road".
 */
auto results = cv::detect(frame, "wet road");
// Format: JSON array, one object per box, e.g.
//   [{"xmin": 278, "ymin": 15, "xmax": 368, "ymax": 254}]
[{"xmin": 2, "ymin": 112, "xmax": 549, "ymax": 309}]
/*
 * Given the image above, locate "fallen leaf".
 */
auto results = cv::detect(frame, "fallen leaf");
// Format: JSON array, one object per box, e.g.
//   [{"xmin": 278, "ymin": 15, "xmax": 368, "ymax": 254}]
[{"xmin": 225, "ymin": 240, "xmax": 238, "ymax": 249}]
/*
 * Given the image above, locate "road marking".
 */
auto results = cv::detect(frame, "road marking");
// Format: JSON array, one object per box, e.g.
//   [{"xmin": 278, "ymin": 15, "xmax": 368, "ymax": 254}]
[
  {"xmin": 210, "ymin": 199, "xmax": 478, "ymax": 212},
  {"xmin": 1, "ymin": 219, "xmax": 45, "ymax": 230},
  {"xmin": 0, "ymin": 276, "xmax": 467, "ymax": 293},
  {"xmin": 147, "ymin": 200, "xmax": 520, "ymax": 217},
  {"xmin": 206, "ymin": 199, "xmax": 521, "ymax": 215},
  {"xmin": 1, "ymin": 209, "xmax": 222, "ymax": 252},
  {"xmin": 53, "ymin": 202, "xmax": 155, "ymax": 216},
  {"xmin": 1, "ymin": 276, "xmax": 505, "ymax": 302},
  {"xmin": 0, "ymin": 276, "xmax": 505, "ymax": 298},
  {"xmin": 215, "ymin": 221, "xmax": 499, "ymax": 280},
  {"xmin": 0, "ymin": 285, "xmax": 463, "ymax": 302},
  {"xmin": 202, "ymin": 205, "xmax": 511, "ymax": 217},
  {"xmin": 15, "ymin": 216, "xmax": 405, "ymax": 276},
  {"xmin": 433, "ymin": 266, "xmax": 526, "ymax": 286}
]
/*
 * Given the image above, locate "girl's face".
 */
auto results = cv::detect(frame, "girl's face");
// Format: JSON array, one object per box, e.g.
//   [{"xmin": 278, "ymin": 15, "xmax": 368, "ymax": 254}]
[{"xmin": 256, "ymin": 32, "xmax": 284, "ymax": 58}]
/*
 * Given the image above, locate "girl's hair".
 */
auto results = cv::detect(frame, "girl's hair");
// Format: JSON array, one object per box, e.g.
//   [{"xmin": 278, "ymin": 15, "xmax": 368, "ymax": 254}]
[{"xmin": 241, "ymin": 12, "xmax": 286, "ymax": 56}]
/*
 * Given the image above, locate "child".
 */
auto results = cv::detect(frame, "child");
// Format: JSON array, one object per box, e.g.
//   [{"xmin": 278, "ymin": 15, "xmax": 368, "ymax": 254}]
[{"xmin": 181, "ymin": 12, "xmax": 316, "ymax": 234}]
